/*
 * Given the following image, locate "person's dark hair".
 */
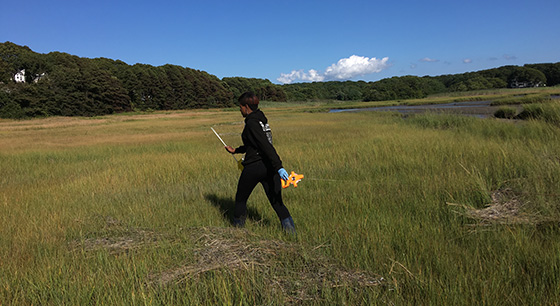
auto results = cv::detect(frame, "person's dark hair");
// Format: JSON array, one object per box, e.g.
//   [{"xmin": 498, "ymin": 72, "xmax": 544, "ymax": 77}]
[{"xmin": 238, "ymin": 92, "xmax": 259, "ymax": 111}]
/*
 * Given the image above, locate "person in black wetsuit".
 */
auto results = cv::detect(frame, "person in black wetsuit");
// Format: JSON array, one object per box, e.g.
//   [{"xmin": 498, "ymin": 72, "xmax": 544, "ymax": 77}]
[{"xmin": 224, "ymin": 92, "xmax": 296, "ymax": 233}]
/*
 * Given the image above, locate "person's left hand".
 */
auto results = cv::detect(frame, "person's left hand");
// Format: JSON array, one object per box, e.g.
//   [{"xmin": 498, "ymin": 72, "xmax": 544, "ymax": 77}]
[
  {"xmin": 278, "ymin": 168, "xmax": 289, "ymax": 181},
  {"xmin": 225, "ymin": 146, "xmax": 235, "ymax": 154}
]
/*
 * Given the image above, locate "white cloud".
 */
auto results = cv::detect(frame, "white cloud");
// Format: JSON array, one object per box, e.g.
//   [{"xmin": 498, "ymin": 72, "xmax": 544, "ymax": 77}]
[
  {"xmin": 463, "ymin": 58, "xmax": 472, "ymax": 63},
  {"xmin": 324, "ymin": 55, "xmax": 389, "ymax": 79},
  {"xmin": 419, "ymin": 57, "xmax": 439, "ymax": 63},
  {"xmin": 276, "ymin": 69, "xmax": 325, "ymax": 84},
  {"xmin": 277, "ymin": 55, "xmax": 390, "ymax": 84}
]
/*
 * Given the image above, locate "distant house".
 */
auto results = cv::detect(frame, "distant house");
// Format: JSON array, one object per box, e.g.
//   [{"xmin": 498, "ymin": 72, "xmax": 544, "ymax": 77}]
[
  {"xmin": 510, "ymin": 80, "xmax": 545, "ymax": 88},
  {"xmin": 14, "ymin": 69, "xmax": 25, "ymax": 83},
  {"xmin": 33, "ymin": 73, "xmax": 47, "ymax": 83},
  {"xmin": 12, "ymin": 70, "xmax": 47, "ymax": 83}
]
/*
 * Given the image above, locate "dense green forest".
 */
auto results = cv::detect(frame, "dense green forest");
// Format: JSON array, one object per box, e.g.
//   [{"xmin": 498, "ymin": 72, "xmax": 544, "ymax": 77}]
[
  {"xmin": 1, "ymin": 41, "xmax": 559, "ymax": 118},
  {"xmin": 0, "ymin": 42, "xmax": 234, "ymax": 118},
  {"xmin": 282, "ymin": 65, "xmax": 555, "ymax": 102}
]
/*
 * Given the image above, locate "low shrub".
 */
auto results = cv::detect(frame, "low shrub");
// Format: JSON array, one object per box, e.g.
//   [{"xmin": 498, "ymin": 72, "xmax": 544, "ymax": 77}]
[{"xmin": 494, "ymin": 106, "xmax": 517, "ymax": 119}]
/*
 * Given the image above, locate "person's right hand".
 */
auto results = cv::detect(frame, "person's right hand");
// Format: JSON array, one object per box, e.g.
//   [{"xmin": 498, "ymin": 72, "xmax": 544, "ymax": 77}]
[{"xmin": 278, "ymin": 168, "xmax": 289, "ymax": 181}]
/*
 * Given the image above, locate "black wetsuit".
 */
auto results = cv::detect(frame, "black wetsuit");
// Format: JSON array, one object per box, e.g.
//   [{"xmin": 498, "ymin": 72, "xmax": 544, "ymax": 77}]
[{"xmin": 233, "ymin": 109, "xmax": 291, "ymax": 221}]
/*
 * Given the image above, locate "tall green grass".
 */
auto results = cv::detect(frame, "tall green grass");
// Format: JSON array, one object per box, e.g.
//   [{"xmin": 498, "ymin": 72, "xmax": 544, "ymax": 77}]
[
  {"xmin": 517, "ymin": 101, "xmax": 560, "ymax": 125},
  {"xmin": 1, "ymin": 107, "xmax": 559, "ymax": 304},
  {"xmin": 491, "ymin": 93, "xmax": 553, "ymax": 106}
]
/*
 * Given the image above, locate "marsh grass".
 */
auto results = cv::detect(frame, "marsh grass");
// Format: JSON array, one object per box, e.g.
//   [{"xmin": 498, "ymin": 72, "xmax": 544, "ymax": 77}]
[
  {"xmin": 494, "ymin": 106, "xmax": 518, "ymax": 119},
  {"xmin": 1, "ymin": 103, "xmax": 560, "ymax": 304},
  {"xmin": 491, "ymin": 93, "xmax": 553, "ymax": 106},
  {"xmin": 517, "ymin": 101, "xmax": 560, "ymax": 125}
]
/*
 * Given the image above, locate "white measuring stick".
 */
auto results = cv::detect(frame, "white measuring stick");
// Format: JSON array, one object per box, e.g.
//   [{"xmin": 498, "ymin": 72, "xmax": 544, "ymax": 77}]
[
  {"xmin": 211, "ymin": 127, "xmax": 238, "ymax": 162},
  {"xmin": 211, "ymin": 127, "xmax": 227, "ymax": 147}
]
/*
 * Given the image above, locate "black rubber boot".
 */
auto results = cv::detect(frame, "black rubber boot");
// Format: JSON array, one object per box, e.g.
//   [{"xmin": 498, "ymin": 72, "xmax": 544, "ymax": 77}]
[
  {"xmin": 233, "ymin": 216, "xmax": 246, "ymax": 228},
  {"xmin": 281, "ymin": 216, "xmax": 296, "ymax": 234}
]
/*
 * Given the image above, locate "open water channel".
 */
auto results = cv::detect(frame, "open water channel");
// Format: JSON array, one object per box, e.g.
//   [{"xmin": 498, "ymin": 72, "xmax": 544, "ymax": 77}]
[
  {"xmin": 329, "ymin": 101, "xmax": 506, "ymax": 118},
  {"xmin": 331, "ymin": 95, "xmax": 560, "ymax": 118}
]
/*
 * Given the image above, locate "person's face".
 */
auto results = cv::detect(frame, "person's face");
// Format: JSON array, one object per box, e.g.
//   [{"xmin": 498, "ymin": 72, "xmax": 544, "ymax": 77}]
[{"xmin": 239, "ymin": 103, "xmax": 249, "ymax": 117}]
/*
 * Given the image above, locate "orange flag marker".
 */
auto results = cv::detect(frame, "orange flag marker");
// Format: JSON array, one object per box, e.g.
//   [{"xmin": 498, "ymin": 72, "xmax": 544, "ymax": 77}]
[{"xmin": 282, "ymin": 171, "xmax": 304, "ymax": 188}]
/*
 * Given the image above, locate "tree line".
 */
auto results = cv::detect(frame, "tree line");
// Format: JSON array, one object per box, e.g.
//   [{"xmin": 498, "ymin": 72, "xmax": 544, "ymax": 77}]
[
  {"xmin": 0, "ymin": 42, "xmax": 236, "ymax": 118},
  {"xmin": 1, "ymin": 41, "xmax": 559, "ymax": 118},
  {"xmin": 283, "ymin": 64, "xmax": 558, "ymax": 102}
]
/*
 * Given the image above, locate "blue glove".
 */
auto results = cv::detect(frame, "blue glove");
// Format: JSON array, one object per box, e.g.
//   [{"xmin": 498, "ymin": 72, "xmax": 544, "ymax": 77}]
[{"xmin": 278, "ymin": 168, "xmax": 289, "ymax": 181}]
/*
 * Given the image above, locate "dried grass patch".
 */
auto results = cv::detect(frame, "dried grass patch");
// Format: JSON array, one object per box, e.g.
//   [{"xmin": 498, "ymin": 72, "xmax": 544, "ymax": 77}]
[
  {"xmin": 449, "ymin": 188, "xmax": 553, "ymax": 226},
  {"xmin": 468, "ymin": 188, "xmax": 530, "ymax": 224},
  {"xmin": 70, "ymin": 216, "xmax": 163, "ymax": 255},
  {"xmin": 148, "ymin": 227, "xmax": 385, "ymax": 302},
  {"xmin": 71, "ymin": 217, "xmax": 385, "ymax": 302}
]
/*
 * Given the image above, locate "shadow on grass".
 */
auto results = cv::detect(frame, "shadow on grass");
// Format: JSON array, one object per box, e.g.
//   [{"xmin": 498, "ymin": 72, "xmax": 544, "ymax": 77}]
[{"xmin": 205, "ymin": 194, "xmax": 271, "ymax": 226}]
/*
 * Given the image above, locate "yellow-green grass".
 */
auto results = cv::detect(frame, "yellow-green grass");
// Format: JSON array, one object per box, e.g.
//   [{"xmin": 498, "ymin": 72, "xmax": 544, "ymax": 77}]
[{"xmin": 1, "ymin": 104, "xmax": 560, "ymax": 304}]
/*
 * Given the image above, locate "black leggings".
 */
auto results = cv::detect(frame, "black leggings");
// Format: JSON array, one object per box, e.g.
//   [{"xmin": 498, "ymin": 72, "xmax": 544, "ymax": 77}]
[{"xmin": 234, "ymin": 161, "xmax": 291, "ymax": 221}]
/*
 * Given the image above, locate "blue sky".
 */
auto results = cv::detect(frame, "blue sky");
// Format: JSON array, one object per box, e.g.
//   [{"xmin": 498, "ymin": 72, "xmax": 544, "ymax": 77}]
[{"xmin": 2, "ymin": 0, "xmax": 559, "ymax": 84}]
